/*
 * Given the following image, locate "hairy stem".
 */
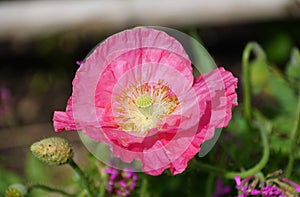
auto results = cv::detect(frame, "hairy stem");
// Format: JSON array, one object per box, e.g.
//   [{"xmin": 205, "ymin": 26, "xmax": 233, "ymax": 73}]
[
  {"xmin": 68, "ymin": 158, "xmax": 94, "ymax": 197},
  {"xmin": 99, "ymin": 170, "xmax": 107, "ymax": 197},
  {"xmin": 242, "ymin": 42, "xmax": 266, "ymax": 127},
  {"xmin": 286, "ymin": 95, "xmax": 300, "ymax": 178},
  {"xmin": 205, "ymin": 173, "xmax": 215, "ymax": 197},
  {"xmin": 193, "ymin": 124, "xmax": 269, "ymax": 179},
  {"xmin": 140, "ymin": 175, "xmax": 149, "ymax": 197}
]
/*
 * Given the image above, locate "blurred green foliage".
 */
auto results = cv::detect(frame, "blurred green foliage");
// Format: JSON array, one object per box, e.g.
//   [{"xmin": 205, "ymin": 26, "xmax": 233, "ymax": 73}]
[
  {"xmin": 0, "ymin": 167, "xmax": 22, "ymax": 195},
  {"xmin": 264, "ymin": 33, "xmax": 294, "ymax": 64},
  {"xmin": 248, "ymin": 50, "xmax": 299, "ymax": 159}
]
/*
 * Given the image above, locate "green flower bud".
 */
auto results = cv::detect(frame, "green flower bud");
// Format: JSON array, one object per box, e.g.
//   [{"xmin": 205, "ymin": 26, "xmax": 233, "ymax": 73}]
[
  {"xmin": 30, "ymin": 137, "xmax": 73, "ymax": 166},
  {"xmin": 5, "ymin": 184, "xmax": 28, "ymax": 197}
]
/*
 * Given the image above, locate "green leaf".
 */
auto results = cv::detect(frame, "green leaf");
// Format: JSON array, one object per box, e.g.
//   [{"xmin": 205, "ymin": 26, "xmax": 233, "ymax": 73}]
[
  {"xmin": 266, "ymin": 67, "xmax": 297, "ymax": 115},
  {"xmin": 249, "ymin": 62, "xmax": 298, "ymax": 157},
  {"xmin": 258, "ymin": 66, "xmax": 299, "ymax": 157}
]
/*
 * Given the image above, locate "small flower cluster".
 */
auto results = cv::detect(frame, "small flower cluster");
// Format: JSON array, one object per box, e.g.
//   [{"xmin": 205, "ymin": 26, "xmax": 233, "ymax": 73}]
[
  {"xmin": 104, "ymin": 166, "xmax": 138, "ymax": 197},
  {"xmin": 235, "ymin": 170, "xmax": 300, "ymax": 197}
]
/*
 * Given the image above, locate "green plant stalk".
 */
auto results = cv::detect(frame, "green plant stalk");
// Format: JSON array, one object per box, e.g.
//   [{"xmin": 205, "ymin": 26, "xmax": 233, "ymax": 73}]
[
  {"xmin": 140, "ymin": 175, "xmax": 149, "ymax": 197},
  {"xmin": 94, "ymin": 160, "xmax": 107, "ymax": 197},
  {"xmin": 286, "ymin": 95, "xmax": 300, "ymax": 178},
  {"xmin": 242, "ymin": 42, "xmax": 266, "ymax": 127},
  {"xmin": 98, "ymin": 172, "xmax": 107, "ymax": 197},
  {"xmin": 29, "ymin": 183, "xmax": 74, "ymax": 197},
  {"xmin": 193, "ymin": 124, "xmax": 269, "ymax": 179},
  {"xmin": 68, "ymin": 158, "xmax": 94, "ymax": 197},
  {"xmin": 205, "ymin": 173, "xmax": 215, "ymax": 197}
]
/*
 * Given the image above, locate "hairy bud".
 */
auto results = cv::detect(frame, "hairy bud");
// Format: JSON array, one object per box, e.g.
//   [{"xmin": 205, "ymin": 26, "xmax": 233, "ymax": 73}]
[
  {"xmin": 5, "ymin": 184, "xmax": 27, "ymax": 197},
  {"xmin": 30, "ymin": 137, "xmax": 73, "ymax": 166}
]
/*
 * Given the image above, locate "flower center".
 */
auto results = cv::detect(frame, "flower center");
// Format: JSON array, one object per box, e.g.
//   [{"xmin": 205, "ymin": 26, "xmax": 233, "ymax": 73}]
[
  {"xmin": 114, "ymin": 80, "xmax": 180, "ymax": 135},
  {"xmin": 135, "ymin": 94, "xmax": 153, "ymax": 118}
]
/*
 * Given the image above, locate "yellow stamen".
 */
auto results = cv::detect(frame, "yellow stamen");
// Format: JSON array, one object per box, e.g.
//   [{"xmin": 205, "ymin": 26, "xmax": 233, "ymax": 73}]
[{"xmin": 114, "ymin": 81, "xmax": 180, "ymax": 134}]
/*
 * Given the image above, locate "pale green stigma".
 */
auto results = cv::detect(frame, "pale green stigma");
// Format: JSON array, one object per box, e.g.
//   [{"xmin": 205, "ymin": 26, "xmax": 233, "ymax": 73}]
[
  {"xmin": 136, "ymin": 94, "xmax": 152, "ymax": 108},
  {"xmin": 135, "ymin": 94, "xmax": 153, "ymax": 117}
]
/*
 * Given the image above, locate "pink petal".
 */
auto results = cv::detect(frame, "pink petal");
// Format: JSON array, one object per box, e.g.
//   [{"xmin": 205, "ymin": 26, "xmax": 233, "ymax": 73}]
[
  {"xmin": 235, "ymin": 176, "xmax": 241, "ymax": 185},
  {"xmin": 95, "ymin": 48, "xmax": 193, "ymax": 109},
  {"xmin": 53, "ymin": 97, "xmax": 76, "ymax": 132},
  {"xmin": 67, "ymin": 28, "xmax": 194, "ymax": 135},
  {"xmin": 193, "ymin": 67, "xmax": 238, "ymax": 141},
  {"xmin": 163, "ymin": 68, "xmax": 237, "ymax": 175}
]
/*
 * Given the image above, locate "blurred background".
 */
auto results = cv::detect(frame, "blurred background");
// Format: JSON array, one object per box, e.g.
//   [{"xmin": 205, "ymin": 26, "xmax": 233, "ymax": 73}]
[{"xmin": 0, "ymin": 0, "xmax": 300, "ymax": 196}]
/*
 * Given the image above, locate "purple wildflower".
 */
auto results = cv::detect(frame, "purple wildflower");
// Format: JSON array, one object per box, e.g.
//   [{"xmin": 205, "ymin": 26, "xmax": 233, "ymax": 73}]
[
  {"xmin": 260, "ymin": 184, "xmax": 282, "ymax": 196},
  {"xmin": 281, "ymin": 177, "xmax": 300, "ymax": 192},
  {"xmin": 250, "ymin": 189, "xmax": 261, "ymax": 195},
  {"xmin": 235, "ymin": 175, "xmax": 261, "ymax": 196},
  {"xmin": 104, "ymin": 166, "xmax": 138, "ymax": 197},
  {"xmin": 235, "ymin": 172, "xmax": 300, "ymax": 197},
  {"xmin": 212, "ymin": 177, "xmax": 231, "ymax": 197}
]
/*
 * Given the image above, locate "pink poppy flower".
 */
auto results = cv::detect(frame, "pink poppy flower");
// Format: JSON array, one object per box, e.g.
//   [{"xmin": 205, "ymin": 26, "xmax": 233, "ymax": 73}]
[{"xmin": 53, "ymin": 27, "xmax": 237, "ymax": 176}]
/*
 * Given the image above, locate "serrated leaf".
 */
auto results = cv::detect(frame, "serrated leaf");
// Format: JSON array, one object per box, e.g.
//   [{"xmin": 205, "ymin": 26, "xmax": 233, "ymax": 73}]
[
  {"xmin": 255, "ymin": 65, "xmax": 299, "ymax": 156},
  {"xmin": 270, "ymin": 135, "xmax": 300, "ymax": 158},
  {"xmin": 260, "ymin": 66, "xmax": 298, "ymax": 117}
]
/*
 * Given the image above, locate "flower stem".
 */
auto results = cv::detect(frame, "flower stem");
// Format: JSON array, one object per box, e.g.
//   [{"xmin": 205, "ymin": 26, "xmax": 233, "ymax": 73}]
[
  {"xmin": 99, "ymin": 172, "xmax": 106, "ymax": 197},
  {"xmin": 68, "ymin": 158, "xmax": 94, "ymax": 197},
  {"xmin": 286, "ymin": 95, "xmax": 300, "ymax": 178},
  {"xmin": 205, "ymin": 173, "xmax": 215, "ymax": 197},
  {"xmin": 193, "ymin": 123, "xmax": 269, "ymax": 179},
  {"xmin": 29, "ymin": 183, "xmax": 74, "ymax": 197},
  {"xmin": 94, "ymin": 160, "xmax": 107, "ymax": 197},
  {"xmin": 242, "ymin": 42, "xmax": 266, "ymax": 127},
  {"xmin": 140, "ymin": 175, "xmax": 149, "ymax": 197}
]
